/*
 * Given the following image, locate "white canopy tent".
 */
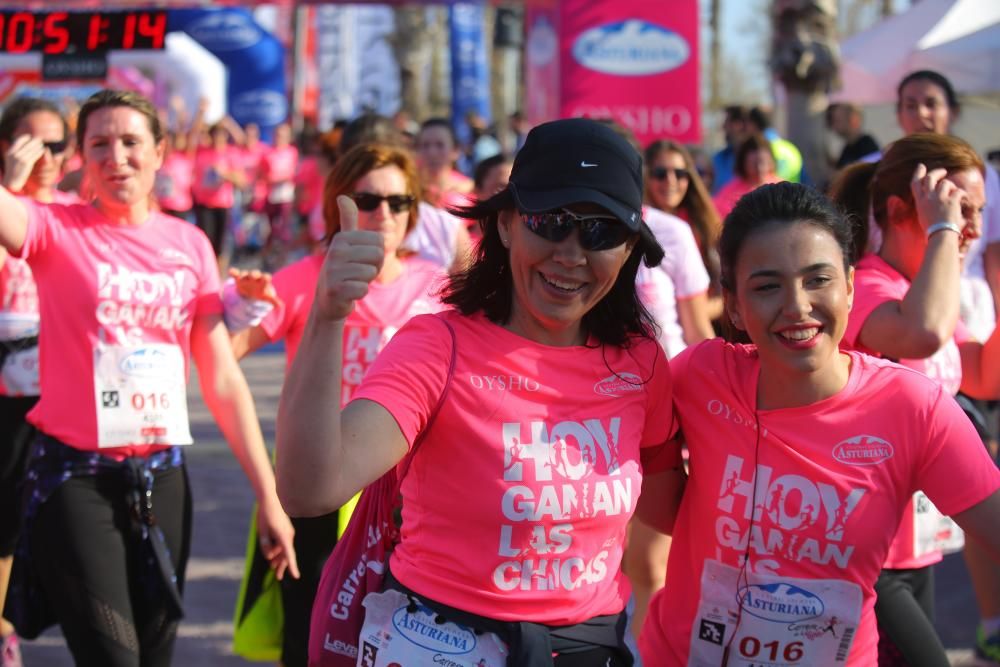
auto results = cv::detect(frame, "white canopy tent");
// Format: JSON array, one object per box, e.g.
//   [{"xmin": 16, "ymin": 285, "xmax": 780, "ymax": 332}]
[{"xmin": 834, "ymin": 0, "xmax": 1000, "ymax": 104}]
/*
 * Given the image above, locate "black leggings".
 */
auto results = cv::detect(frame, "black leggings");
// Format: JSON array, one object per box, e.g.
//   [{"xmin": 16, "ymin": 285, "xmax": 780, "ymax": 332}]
[
  {"xmin": 280, "ymin": 513, "xmax": 339, "ymax": 667},
  {"xmin": 30, "ymin": 465, "xmax": 192, "ymax": 667},
  {"xmin": 874, "ymin": 566, "xmax": 948, "ymax": 667},
  {"xmin": 193, "ymin": 205, "xmax": 228, "ymax": 257},
  {"xmin": 0, "ymin": 395, "xmax": 38, "ymax": 556}
]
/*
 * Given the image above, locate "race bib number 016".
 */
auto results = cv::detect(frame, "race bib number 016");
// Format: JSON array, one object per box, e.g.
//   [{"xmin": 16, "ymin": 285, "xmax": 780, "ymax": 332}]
[
  {"xmin": 690, "ymin": 560, "xmax": 861, "ymax": 667},
  {"xmin": 94, "ymin": 344, "xmax": 193, "ymax": 448}
]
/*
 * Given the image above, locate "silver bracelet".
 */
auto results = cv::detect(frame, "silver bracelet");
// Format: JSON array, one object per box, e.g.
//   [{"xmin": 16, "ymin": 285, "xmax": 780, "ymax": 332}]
[{"xmin": 926, "ymin": 221, "xmax": 961, "ymax": 238}]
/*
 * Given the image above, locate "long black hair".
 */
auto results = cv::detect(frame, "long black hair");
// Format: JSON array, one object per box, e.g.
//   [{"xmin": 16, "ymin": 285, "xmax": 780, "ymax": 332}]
[{"xmin": 442, "ymin": 188, "xmax": 665, "ymax": 347}]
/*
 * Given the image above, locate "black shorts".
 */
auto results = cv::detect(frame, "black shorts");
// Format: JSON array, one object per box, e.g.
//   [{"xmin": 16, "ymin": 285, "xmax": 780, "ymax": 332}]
[{"xmin": 0, "ymin": 395, "xmax": 38, "ymax": 556}]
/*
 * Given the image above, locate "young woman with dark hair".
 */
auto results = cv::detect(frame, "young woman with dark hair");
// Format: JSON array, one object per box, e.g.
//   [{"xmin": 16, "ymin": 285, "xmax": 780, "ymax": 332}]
[
  {"xmin": 278, "ymin": 118, "xmax": 684, "ymax": 665},
  {"xmin": 639, "ymin": 181, "xmax": 1000, "ymax": 666},
  {"xmin": 712, "ymin": 133, "xmax": 781, "ymax": 219}
]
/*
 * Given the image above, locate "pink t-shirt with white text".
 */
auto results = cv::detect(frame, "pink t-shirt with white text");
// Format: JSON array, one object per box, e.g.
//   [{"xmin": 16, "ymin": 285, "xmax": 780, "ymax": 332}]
[
  {"xmin": 261, "ymin": 145, "xmax": 299, "ymax": 205},
  {"xmin": 842, "ymin": 252, "xmax": 971, "ymax": 568},
  {"xmin": 354, "ymin": 311, "xmax": 673, "ymax": 624},
  {"xmin": 260, "ymin": 254, "xmax": 445, "ymax": 395},
  {"xmin": 16, "ymin": 202, "xmax": 222, "ymax": 456},
  {"xmin": 639, "ymin": 340, "xmax": 998, "ymax": 666},
  {"xmin": 192, "ymin": 147, "xmax": 238, "ymax": 209},
  {"xmin": 636, "ymin": 206, "xmax": 710, "ymax": 357}
]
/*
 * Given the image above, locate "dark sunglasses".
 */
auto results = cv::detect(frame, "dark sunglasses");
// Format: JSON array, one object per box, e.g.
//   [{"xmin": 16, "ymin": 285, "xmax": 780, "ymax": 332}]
[
  {"xmin": 521, "ymin": 209, "xmax": 633, "ymax": 251},
  {"xmin": 43, "ymin": 139, "xmax": 68, "ymax": 155},
  {"xmin": 649, "ymin": 166, "xmax": 690, "ymax": 181},
  {"xmin": 349, "ymin": 192, "xmax": 415, "ymax": 213}
]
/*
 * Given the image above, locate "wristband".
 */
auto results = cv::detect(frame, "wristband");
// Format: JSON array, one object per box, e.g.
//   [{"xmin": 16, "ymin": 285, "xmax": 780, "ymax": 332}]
[
  {"xmin": 926, "ymin": 221, "xmax": 961, "ymax": 238},
  {"xmin": 221, "ymin": 278, "xmax": 274, "ymax": 332}
]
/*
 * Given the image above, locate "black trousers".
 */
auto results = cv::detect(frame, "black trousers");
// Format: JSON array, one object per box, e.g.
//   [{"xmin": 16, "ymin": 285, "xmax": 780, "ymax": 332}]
[
  {"xmin": 193, "ymin": 205, "xmax": 228, "ymax": 257},
  {"xmin": 0, "ymin": 395, "xmax": 37, "ymax": 556},
  {"xmin": 30, "ymin": 465, "xmax": 192, "ymax": 667},
  {"xmin": 280, "ymin": 513, "xmax": 339, "ymax": 667},
  {"xmin": 875, "ymin": 566, "xmax": 949, "ymax": 667}
]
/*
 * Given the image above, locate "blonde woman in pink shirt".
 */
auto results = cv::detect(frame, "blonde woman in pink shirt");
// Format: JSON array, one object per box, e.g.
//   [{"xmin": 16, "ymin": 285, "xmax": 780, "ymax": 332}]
[
  {"xmin": 0, "ymin": 90, "xmax": 297, "ymax": 666},
  {"xmin": 638, "ymin": 182, "xmax": 1000, "ymax": 666},
  {"xmin": 278, "ymin": 118, "xmax": 684, "ymax": 665}
]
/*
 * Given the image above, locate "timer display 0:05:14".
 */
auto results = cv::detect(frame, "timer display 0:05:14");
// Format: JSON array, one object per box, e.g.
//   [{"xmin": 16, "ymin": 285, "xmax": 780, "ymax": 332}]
[{"xmin": 0, "ymin": 11, "xmax": 167, "ymax": 54}]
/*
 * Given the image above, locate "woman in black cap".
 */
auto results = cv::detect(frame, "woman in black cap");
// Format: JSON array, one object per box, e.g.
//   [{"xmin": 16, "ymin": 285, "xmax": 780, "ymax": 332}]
[{"xmin": 277, "ymin": 118, "xmax": 683, "ymax": 665}]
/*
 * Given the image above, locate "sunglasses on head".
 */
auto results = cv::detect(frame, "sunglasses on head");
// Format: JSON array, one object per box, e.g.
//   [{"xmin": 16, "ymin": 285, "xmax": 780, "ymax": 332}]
[
  {"xmin": 521, "ymin": 209, "xmax": 633, "ymax": 251},
  {"xmin": 649, "ymin": 166, "xmax": 689, "ymax": 181},
  {"xmin": 349, "ymin": 192, "xmax": 415, "ymax": 213},
  {"xmin": 43, "ymin": 139, "xmax": 67, "ymax": 155}
]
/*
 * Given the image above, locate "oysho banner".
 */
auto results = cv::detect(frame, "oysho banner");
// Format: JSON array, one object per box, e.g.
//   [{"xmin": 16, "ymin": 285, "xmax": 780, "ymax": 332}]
[{"xmin": 558, "ymin": 0, "xmax": 700, "ymax": 145}]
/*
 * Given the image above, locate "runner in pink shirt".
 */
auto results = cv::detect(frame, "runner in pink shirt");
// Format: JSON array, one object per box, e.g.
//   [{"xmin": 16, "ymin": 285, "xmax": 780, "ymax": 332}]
[
  {"xmin": 0, "ymin": 90, "xmax": 297, "ymax": 666},
  {"xmin": 154, "ymin": 131, "xmax": 194, "ymax": 219},
  {"xmin": 832, "ymin": 132, "xmax": 1000, "ymax": 666},
  {"xmin": 416, "ymin": 118, "xmax": 474, "ymax": 209},
  {"xmin": 638, "ymin": 182, "xmax": 1000, "ymax": 667},
  {"xmin": 260, "ymin": 124, "xmax": 299, "ymax": 263},
  {"xmin": 278, "ymin": 119, "xmax": 683, "ymax": 665},
  {"xmin": 712, "ymin": 133, "xmax": 782, "ymax": 221},
  {"xmin": 225, "ymin": 143, "xmax": 446, "ymax": 667},
  {"xmin": 0, "ymin": 95, "xmax": 80, "ymax": 665},
  {"xmin": 191, "ymin": 123, "xmax": 245, "ymax": 258}
]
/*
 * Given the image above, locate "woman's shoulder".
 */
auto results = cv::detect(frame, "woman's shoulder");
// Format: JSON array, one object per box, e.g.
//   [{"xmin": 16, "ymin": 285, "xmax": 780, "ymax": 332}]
[{"xmin": 672, "ymin": 338, "xmax": 756, "ymax": 382}]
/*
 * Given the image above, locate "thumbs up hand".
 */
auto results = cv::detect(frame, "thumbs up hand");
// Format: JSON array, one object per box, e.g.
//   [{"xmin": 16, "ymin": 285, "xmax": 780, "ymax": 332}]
[{"xmin": 314, "ymin": 195, "xmax": 384, "ymax": 321}]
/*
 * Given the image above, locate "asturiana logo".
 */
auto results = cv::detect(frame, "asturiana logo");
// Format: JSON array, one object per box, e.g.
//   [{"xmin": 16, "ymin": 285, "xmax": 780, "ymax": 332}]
[
  {"xmin": 392, "ymin": 605, "xmax": 476, "ymax": 655},
  {"xmin": 186, "ymin": 13, "xmax": 261, "ymax": 51},
  {"xmin": 120, "ymin": 348, "xmax": 171, "ymax": 379},
  {"xmin": 833, "ymin": 434, "xmax": 894, "ymax": 466},
  {"xmin": 738, "ymin": 582, "xmax": 825, "ymax": 623},
  {"xmin": 572, "ymin": 20, "xmax": 689, "ymax": 76},
  {"xmin": 593, "ymin": 372, "xmax": 643, "ymax": 397},
  {"xmin": 232, "ymin": 89, "xmax": 288, "ymax": 127}
]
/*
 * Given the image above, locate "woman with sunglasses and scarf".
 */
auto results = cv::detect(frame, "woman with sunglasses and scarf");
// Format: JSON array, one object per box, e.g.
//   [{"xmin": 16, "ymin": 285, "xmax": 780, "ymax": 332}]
[
  {"xmin": 226, "ymin": 142, "xmax": 445, "ymax": 667},
  {"xmin": 278, "ymin": 118, "xmax": 683, "ymax": 665},
  {"xmin": 0, "ymin": 96, "xmax": 80, "ymax": 667}
]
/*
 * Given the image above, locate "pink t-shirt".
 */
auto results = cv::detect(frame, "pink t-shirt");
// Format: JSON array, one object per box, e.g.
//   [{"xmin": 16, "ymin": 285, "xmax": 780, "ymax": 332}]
[
  {"xmin": 15, "ymin": 202, "xmax": 222, "ymax": 456},
  {"xmin": 639, "ymin": 339, "xmax": 999, "ymax": 666},
  {"xmin": 237, "ymin": 142, "xmax": 271, "ymax": 207},
  {"xmin": 713, "ymin": 175, "xmax": 782, "ymax": 221},
  {"xmin": 155, "ymin": 152, "xmax": 194, "ymax": 213},
  {"xmin": 0, "ymin": 191, "xmax": 81, "ymax": 397},
  {"xmin": 636, "ymin": 206, "xmax": 711, "ymax": 358},
  {"xmin": 260, "ymin": 254, "xmax": 446, "ymax": 388},
  {"xmin": 261, "ymin": 145, "xmax": 299, "ymax": 205},
  {"xmin": 354, "ymin": 311, "xmax": 674, "ymax": 624},
  {"xmin": 842, "ymin": 253, "xmax": 971, "ymax": 569},
  {"xmin": 191, "ymin": 146, "xmax": 239, "ymax": 209},
  {"xmin": 295, "ymin": 155, "xmax": 323, "ymax": 216}
]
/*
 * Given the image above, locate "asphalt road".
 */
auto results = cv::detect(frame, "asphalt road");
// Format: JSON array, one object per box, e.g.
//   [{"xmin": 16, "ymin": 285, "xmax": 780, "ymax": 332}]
[{"xmin": 18, "ymin": 348, "xmax": 987, "ymax": 666}]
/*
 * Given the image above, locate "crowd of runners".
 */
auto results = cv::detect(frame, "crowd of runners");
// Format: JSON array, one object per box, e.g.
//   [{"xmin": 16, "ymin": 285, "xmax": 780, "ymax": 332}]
[{"xmin": 0, "ymin": 67, "xmax": 998, "ymax": 667}]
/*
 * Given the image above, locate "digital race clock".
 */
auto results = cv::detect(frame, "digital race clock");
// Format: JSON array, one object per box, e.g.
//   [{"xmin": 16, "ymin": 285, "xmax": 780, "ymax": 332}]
[{"xmin": 0, "ymin": 10, "xmax": 167, "ymax": 53}]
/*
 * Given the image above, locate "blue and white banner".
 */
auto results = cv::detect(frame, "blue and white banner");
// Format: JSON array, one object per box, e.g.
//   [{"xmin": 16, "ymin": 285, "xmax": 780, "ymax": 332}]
[{"xmin": 449, "ymin": 3, "xmax": 491, "ymax": 147}]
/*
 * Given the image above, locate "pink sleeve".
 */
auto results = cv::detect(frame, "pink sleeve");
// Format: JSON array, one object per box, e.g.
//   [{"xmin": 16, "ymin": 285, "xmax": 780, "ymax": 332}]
[
  {"xmin": 842, "ymin": 268, "xmax": 897, "ymax": 349},
  {"xmin": 15, "ymin": 200, "xmax": 65, "ymax": 261},
  {"xmin": 190, "ymin": 226, "xmax": 223, "ymax": 316},
  {"xmin": 352, "ymin": 314, "xmax": 453, "ymax": 449},
  {"xmin": 260, "ymin": 262, "xmax": 303, "ymax": 343},
  {"xmin": 639, "ymin": 339, "xmax": 674, "ymax": 447},
  {"xmin": 915, "ymin": 386, "xmax": 1000, "ymax": 515}
]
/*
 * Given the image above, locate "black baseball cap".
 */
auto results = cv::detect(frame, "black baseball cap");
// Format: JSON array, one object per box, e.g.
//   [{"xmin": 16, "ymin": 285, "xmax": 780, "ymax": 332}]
[{"xmin": 508, "ymin": 118, "xmax": 644, "ymax": 231}]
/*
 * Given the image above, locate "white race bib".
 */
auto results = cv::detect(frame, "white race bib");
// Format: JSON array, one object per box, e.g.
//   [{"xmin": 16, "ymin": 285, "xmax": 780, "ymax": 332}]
[
  {"xmin": 689, "ymin": 560, "xmax": 862, "ymax": 667},
  {"xmin": 93, "ymin": 343, "xmax": 192, "ymax": 448},
  {"xmin": 913, "ymin": 491, "xmax": 964, "ymax": 557},
  {"xmin": 356, "ymin": 590, "xmax": 508, "ymax": 667}
]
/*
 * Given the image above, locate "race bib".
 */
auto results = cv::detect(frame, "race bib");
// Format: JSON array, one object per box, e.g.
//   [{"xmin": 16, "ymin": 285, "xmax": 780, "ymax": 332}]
[
  {"xmin": 914, "ymin": 491, "xmax": 964, "ymax": 556},
  {"xmin": 93, "ymin": 343, "xmax": 193, "ymax": 448},
  {"xmin": 689, "ymin": 560, "xmax": 861, "ymax": 667},
  {"xmin": 202, "ymin": 166, "xmax": 222, "ymax": 189},
  {"xmin": 356, "ymin": 590, "xmax": 508, "ymax": 667},
  {"xmin": 268, "ymin": 181, "xmax": 295, "ymax": 204},
  {"xmin": 2, "ymin": 345, "xmax": 39, "ymax": 396}
]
